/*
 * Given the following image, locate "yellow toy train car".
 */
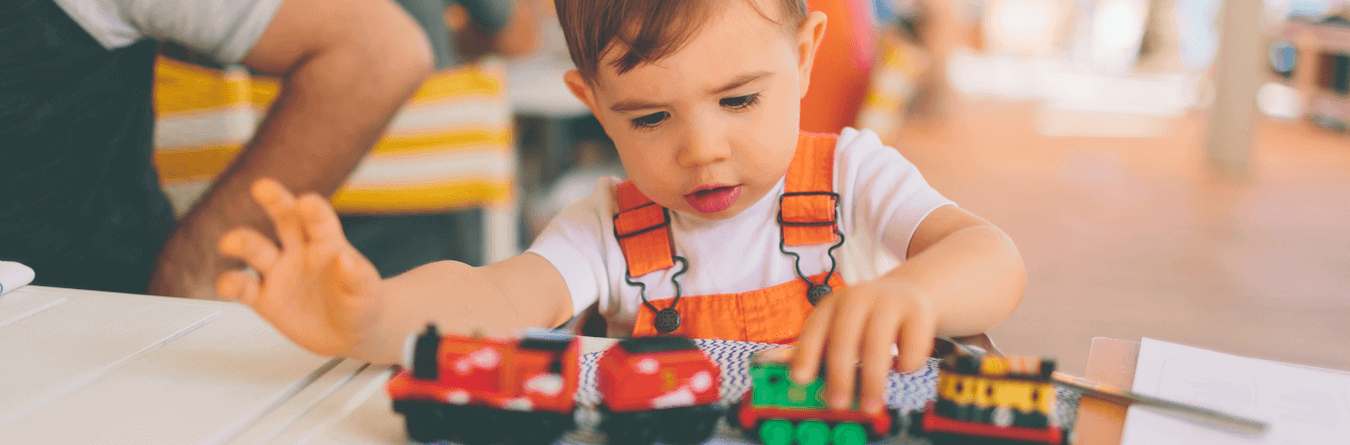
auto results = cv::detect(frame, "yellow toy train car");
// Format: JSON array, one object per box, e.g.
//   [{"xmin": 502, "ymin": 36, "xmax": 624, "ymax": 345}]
[{"xmin": 905, "ymin": 353, "xmax": 1070, "ymax": 445}]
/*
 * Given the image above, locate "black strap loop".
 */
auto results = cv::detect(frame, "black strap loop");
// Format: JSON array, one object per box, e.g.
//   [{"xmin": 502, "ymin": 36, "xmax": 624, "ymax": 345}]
[
  {"xmin": 779, "ymin": 229, "xmax": 846, "ymax": 305},
  {"xmin": 628, "ymin": 256, "xmax": 689, "ymax": 334}
]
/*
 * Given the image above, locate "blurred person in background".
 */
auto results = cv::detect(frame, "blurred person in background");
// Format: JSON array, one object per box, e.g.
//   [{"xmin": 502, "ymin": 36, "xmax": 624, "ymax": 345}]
[
  {"xmin": 0, "ymin": 0, "xmax": 432, "ymax": 298},
  {"xmin": 338, "ymin": 0, "xmax": 540, "ymax": 276}
]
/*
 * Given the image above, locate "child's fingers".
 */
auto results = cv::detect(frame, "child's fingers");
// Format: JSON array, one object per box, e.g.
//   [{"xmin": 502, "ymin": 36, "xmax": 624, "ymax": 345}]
[
  {"xmin": 251, "ymin": 178, "xmax": 304, "ymax": 250},
  {"xmin": 791, "ymin": 297, "xmax": 836, "ymax": 384},
  {"xmin": 296, "ymin": 194, "xmax": 346, "ymax": 248},
  {"xmin": 216, "ymin": 270, "xmax": 261, "ymax": 306},
  {"xmin": 332, "ymin": 250, "xmax": 376, "ymax": 298},
  {"xmin": 859, "ymin": 298, "xmax": 904, "ymax": 414},
  {"xmin": 896, "ymin": 301, "xmax": 937, "ymax": 372},
  {"xmin": 824, "ymin": 291, "xmax": 872, "ymax": 410},
  {"xmin": 328, "ymin": 251, "xmax": 381, "ymax": 329},
  {"xmin": 219, "ymin": 228, "xmax": 281, "ymax": 272}
]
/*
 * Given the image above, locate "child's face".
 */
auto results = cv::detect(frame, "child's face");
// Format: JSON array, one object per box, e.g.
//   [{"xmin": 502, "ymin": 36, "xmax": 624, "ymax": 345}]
[{"xmin": 565, "ymin": 0, "xmax": 826, "ymax": 219}]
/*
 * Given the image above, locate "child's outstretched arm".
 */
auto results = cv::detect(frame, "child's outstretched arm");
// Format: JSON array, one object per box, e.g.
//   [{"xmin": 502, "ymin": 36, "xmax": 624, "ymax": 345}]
[
  {"xmin": 790, "ymin": 205, "xmax": 1026, "ymax": 414},
  {"xmin": 216, "ymin": 179, "xmax": 574, "ymax": 364}
]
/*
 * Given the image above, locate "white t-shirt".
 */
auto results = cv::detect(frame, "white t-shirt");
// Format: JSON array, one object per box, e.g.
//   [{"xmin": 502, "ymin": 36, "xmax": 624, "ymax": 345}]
[
  {"xmin": 53, "ymin": 0, "xmax": 284, "ymax": 64},
  {"xmin": 528, "ymin": 128, "xmax": 954, "ymax": 338}
]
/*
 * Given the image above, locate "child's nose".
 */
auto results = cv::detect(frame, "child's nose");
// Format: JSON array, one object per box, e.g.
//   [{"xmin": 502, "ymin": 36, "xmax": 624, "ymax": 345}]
[{"xmin": 676, "ymin": 131, "xmax": 730, "ymax": 167}]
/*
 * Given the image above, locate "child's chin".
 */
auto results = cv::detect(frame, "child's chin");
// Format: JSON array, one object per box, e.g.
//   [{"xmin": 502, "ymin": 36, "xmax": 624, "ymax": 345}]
[{"xmin": 683, "ymin": 203, "xmax": 748, "ymax": 220}]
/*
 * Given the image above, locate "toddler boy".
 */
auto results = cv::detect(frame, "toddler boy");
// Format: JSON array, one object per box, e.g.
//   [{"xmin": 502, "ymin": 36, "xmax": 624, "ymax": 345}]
[{"xmin": 217, "ymin": 0, "xmax": 1026, "ymax": 413}]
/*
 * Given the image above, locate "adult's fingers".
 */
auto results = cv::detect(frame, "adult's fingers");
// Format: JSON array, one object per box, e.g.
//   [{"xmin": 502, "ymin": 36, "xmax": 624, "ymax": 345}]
[
  {"xmin": 296, "ymin": 194, "xmax": 346, "ymax": 248},
  {"xmin": 859, "ymin": 296, "xmax": 904, "ymax": 413},
  {"xmin": 791, "ymin": 295, "xmax": 837, "ymax": 385},
  {"xmin": 219, "ymin": 228, "xmax": 281, "ymax": 272},
  {"xmin": 251, "ymin": 178, "xmax": 304, "ymax": 250}
]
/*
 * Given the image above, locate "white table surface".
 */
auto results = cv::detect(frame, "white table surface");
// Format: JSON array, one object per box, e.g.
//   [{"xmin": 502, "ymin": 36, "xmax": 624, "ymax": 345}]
[{"xmin": 0, "ymin": 285, "xmax": 618, "ymax": 445}]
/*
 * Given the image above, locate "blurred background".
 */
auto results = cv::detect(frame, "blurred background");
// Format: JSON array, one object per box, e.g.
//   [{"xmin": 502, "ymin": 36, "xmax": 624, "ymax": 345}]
[{"xmin": 154, "ymin": 0, "xmax": 1350, "ymax": 375}]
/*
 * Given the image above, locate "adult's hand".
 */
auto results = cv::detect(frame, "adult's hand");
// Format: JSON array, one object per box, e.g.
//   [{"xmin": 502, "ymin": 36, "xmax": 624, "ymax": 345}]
[{"xmin": 148, "ymin": 0, "xmax": 433, "ymax": 298}]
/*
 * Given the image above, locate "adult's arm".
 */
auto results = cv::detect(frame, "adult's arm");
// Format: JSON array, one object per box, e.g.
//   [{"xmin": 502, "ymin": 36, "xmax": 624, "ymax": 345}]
[{"xmin": 148, "ymin": 0, "xmax": 433, "ymax": 298}]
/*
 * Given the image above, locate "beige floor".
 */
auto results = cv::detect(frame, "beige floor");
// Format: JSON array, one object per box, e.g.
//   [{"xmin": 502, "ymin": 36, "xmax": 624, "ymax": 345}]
[{"xmin": 891, "ymin": 99, "xmax": 1350, "ymax": 375}]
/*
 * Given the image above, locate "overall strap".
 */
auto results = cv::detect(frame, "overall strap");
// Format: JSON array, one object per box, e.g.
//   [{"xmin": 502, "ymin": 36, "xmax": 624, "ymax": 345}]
[
  {"xmin": 780, "ymin": 132, "xmax": 840, "ymax": 246},
  {"xmin": 613, "ymin": 132, "xmax": 839, "ymax": 277},
  {"xmin": 612, "ymin": 181, "xmax": 675, "ymax": 277}
]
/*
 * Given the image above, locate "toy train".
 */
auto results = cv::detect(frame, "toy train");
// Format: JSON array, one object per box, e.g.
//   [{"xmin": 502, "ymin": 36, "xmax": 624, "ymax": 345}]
[
  {"xmin": 389, "ymin": 326, "xmax": 1068, "ymax": 445},
  {"xmin": 596, "ymin": 335, "xmax": 723, "ymax": 444},
  {"xmin": 727, "ymin": 348, "xmax": 897, "ymax": 445},
  {"xmin": 903, "ymin": 352, "xmax": 1071, "ymax": 445},
  {"xmin": 386, "ymin": 325, "xmax": 722, "ymax": 445}
]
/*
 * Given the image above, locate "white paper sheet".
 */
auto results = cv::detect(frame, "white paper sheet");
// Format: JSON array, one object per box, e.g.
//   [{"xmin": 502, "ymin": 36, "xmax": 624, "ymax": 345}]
[{"xmin": 1121, "ymin": 338, "xmax": 1350, "ymax": 445}]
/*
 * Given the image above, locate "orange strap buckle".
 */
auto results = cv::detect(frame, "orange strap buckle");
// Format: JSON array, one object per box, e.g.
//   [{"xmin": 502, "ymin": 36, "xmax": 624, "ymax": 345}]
[
  {"xmin": 613, "ymin": 183, "xmax": 675, "ymax": 277},
  {"xmin": 780, "ymin": 133, "xmax": 840, "ymax": 246}
]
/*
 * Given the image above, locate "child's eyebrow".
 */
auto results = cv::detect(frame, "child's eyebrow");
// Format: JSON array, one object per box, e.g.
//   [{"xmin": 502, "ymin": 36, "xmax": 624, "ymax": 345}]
[
  {"xmin": 610, "ymin": 98, "xmax": 666, "ymax": 113},
  {"xmin": 707, "ymin": 71, "xmax": 772, "ymax": 95},
  {"xmin": 609, "ymin": 71, "xmax": 774, "ymax": 113}
]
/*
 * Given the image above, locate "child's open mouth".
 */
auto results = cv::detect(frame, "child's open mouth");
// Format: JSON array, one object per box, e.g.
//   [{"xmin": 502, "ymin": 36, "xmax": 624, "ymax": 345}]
[{"xmin": 684, "ymin": 185, "xmax": 741, "ymax": 214}]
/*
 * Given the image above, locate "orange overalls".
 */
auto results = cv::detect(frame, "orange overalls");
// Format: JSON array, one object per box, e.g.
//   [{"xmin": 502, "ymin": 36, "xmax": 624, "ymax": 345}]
[{"xmin": 612, "ymin": 133, "xmax": 847, "ymax": 344}]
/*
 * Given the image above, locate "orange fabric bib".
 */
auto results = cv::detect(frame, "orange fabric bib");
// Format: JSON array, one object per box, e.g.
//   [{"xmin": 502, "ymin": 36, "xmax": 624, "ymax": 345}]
[
  {"xmin": 631, "ymin": 272, "xmax": 846, "ymax": 344},
  {"xmin": 613, "ymin": 132, "xmax": 845, "ymax": 344}
]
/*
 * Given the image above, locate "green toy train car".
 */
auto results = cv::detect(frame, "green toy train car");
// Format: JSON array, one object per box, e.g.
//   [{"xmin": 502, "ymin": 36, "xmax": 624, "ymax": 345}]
[{"xmin": 727, "ymin": 348, "xmax": 896, "ymax": 445}]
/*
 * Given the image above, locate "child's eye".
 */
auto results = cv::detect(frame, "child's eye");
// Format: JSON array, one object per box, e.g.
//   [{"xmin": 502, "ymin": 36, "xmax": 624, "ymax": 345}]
[
  {"xmin": 630, "ymin": 111, "xmax": 669, "ymax": 130},
  {"xmin": 720, "ymin": 93, "xmax": 761, "ymax": 110}
]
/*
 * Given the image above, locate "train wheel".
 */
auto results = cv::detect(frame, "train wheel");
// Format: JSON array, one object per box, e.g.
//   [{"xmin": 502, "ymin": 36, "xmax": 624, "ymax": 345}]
[
  {"xmin": 758, "ymin": 419, "xmax": 794, "ymax": 445},
  {"xmin": 457, "ymin": 408, "xmax": 504, "ymax": 445},
  {"xmin": 506, "ymin": 412, "xmax": 571, "ymax": 445},
  {"xmin": 435, "ymin": 405, "xmax": 477, "ymax": 442},
  {"xmin": 830, "ymin": 422, "xmax": 867, "ymax": 445},
  {"xmin": 660, "ymin": 406, "xmax": 720, "ymax": 445},
  {"xmin": 401, "ymin": 405, "xmax": 444, "ymax": 443},
  {"xmin": 600, "ymin": 409, "xmax": 658, "ymax": 445},
  {"xmin": 794, "ymin": 420, "xmax": 829, "ymax": 445}
]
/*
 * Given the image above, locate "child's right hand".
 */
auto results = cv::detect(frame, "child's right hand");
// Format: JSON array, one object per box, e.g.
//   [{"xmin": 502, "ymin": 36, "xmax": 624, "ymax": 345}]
[{"xmin": 216, "ymin": 178, "xmax": 384, "ymax": 357}]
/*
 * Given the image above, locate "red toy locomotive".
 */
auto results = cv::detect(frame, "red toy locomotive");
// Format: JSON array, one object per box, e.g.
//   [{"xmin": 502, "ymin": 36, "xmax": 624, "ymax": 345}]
[
  {"xmin": 387, "ymin": 325, "xmax": 723, "ymax": 445},
  {"xmin": 387, "ymin": 325, "xmax": 580, "ymax": 444}
]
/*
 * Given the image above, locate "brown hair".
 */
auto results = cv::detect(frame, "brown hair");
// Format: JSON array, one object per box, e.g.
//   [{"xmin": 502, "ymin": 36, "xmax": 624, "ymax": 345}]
[{"xmin": 555, "ymin": 0, "xmax": 809, "ymax": 82}]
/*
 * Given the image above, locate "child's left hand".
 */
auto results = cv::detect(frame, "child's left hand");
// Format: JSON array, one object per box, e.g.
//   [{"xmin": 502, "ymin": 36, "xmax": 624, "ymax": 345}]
[{"xmin": 790, "ymin": 276, "xmax": 936, "ymax": 414}]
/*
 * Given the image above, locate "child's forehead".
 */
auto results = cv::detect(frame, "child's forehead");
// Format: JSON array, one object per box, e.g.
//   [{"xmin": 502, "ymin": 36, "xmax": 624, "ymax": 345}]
[{"xmin": 589, "ymin": 0, "xmax": 793, "ymax": 90}]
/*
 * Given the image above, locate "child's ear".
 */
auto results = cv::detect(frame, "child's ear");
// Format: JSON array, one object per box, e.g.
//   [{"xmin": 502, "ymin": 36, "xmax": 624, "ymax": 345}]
[
  {"xmin": 795, "ymin": 11, "xmax": 827, "ymax": 100},
  {"xmin": 564, "ymin": 70, "xmax": 606, "ymax": 127}
]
